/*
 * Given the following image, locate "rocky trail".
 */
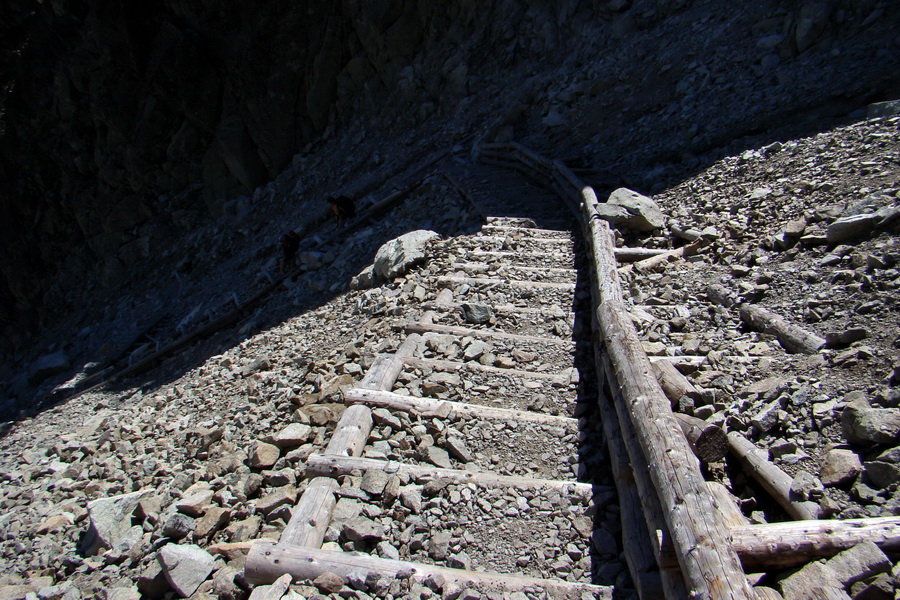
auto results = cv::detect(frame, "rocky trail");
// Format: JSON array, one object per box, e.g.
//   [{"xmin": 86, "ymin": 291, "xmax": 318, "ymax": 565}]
[{"xmin": 1, "ymin": 116, "xmax": 900, "ymax": 600}]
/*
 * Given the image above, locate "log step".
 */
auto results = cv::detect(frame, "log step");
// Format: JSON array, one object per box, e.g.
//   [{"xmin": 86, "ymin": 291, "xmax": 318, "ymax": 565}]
[
  {"xmin": 246, "ymin": 543, "xmax": 614, "ymax": 597},
  {"xmin": 435, "ymin": 275, "xmax": 577, "ymax": 290},
  {"xmin": 344, "ymin": 387, "xmax": 577, "ymax": 425},
  {"xmin": 305, "ymin": 453, "xmax": 601, "ymax": 494}
]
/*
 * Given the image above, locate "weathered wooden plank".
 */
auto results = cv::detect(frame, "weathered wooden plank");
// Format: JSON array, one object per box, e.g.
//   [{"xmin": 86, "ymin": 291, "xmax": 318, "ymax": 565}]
[
  {"xmin": 359, "ymin": 333, "xmax": 421, "ymax": 391},
  {"xmin": 406, "ymin": 321, "xmax": 571, "ymax": 345},
  {"xmin": 343, "ymin": 387, "xmax": 575, "ymax": 426},
  {"xmin": 323, "ymin": 404, "xmax": 373, "ymax": 458},
  {"xmin": 246, "ymin": 542, "xmax": 613, "ymax": 596},
  {"xmin": 305, "ymin": 454, "xmax": 600, "ymax": 493},
  {"xmin": 435, "ymin": 275, "xmax": 576, "ymax": 290},
  {"xmin": 279, "ymin": 477, "xmax": 338, "ymax": 547},
  {"xmin": 657, "ymin": 517, "xmax": 900, "ymax": 571},
  {"xmin": 727, "ymin": 431, "xmax": 820, "ymax": 521}
]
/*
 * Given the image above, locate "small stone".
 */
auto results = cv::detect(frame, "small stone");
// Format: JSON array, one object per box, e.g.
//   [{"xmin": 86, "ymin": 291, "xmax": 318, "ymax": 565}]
[
  {"xmin": 424, "ymin": 446, "xmax": 453, "ymax": 469},
  {"xmin": 751, "ymin": 400, "xmax": 782, "ymax": 433},
  {"xmin": 446, "ymin": 552, "xmax": 471, "ymax": 570},
  {"xmin": 399, "ymin": 486, "xmax": 423, "ymax": 514},
  {"xmin": 820, "ymin": 449, "xmax": 862, "ymax": 487},
  {"xmin": 270, "ymin": 423, "xmax": 312, "ymax": 447},
  {"xmin": 248, "ymin": 573, "xmax": 292, "ymax": 600},
  {"xmin": 313, "ymin": 572, "xmax": 345, "ymax": 594},
  {"xmin": 162, "ymin": 513, "xmax": 196, "ymax": 539},
  {"xmin": 341, "ymin": 516, "xmax": 385, "ymax": 542},
  {"xmin": 361, "ymin": 469, "xmax": 391, "ymax": 496},
  {"xmin": 461, "ymin": 303, "xmax": 493, "ymax": 325},
  {"xmin": 429, "ymin": 531, "xmax": 452, "ymax": 560},
  {"xmin": 254, "ymin": 485, "xmax": 297, "ymax": 515},
  {"xmin": 444, "ymin": 437, "xmax": 473, "ymax": 463},
  {"xmin": 157, "ymin": 543, "xmax": 215, "ymax": 598},
  {"xmin": 248, "ymin": 441, "xmax": 281, "ymax": 469}
]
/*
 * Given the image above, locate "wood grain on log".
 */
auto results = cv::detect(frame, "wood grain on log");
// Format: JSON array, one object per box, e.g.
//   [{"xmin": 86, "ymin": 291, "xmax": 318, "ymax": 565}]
[
  {"xmin": 343, "ymin": 387, "xmax": 575, "ymax": 426},
  {"xmin": 586, "ymin": 199, "xmax": 754, "ymax": 599},
  {"xmin": 245, "ymin": 542, "xmax": 613, "ymax": 597},
  {"xmin": 304, "ymin": 453, "xmax": 601, "ymax": 493},
  {"xmin": 727, "ymin": 431, "xmax": 820, "ymax": 521}
]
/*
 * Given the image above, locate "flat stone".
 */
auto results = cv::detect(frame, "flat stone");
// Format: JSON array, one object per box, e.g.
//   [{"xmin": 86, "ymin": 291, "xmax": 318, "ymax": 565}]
[
  {"xmin": 842, "ymin": 402, "xmax": 900, "ymax": 446},
  {"xmin": 423, "ymin": 446, "xmax": 453, "ymax": 469},
  {"xmin": 827, "ymin": 214, "xmax": 878, "ymax": 244},
  {"xmin": 248, "ymin": 573, "xmax": 293, "ymax": 600},
  {"xmin": 255, "ymin": 485, "xmax": 297, "ymax": 515},
  {"xmin": 361, "ymin": 469, "xmax": 391, "ymax": 496},
  {"xmin": 444, "ymin": 437, "xmax": 473, "ymax": 463},
  {"xmin": 750, "ymin": 400, "xmax": 782, "ymax": 433},
  {"xmin": 247, "ymin": 441, "xmax": 281, "ymax": 469},
  {"xmin": 79, "ymin": 489, "xmax": 154, "ymax": 556},
  {"xmin": 820, "ymin": 449, "xmax": 862, "ymax": 487},
  {"xmin": 341, "ymin": 516, "xmax": 385, "ymax": 542},
  {"xmin": 175, "ymin": 490, "xmax": 214, "ymax": 517},
  {"xmin": 270, "ymin": 423, "xmax": 312, "ymax": 447},
  {"xmin": 157, "ymin": 543, "xmax": 215, "ymax": 598}
]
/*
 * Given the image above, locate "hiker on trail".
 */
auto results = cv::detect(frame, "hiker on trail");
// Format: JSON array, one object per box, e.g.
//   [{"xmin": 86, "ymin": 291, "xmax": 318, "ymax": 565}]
[
  {"xmin": 327, "ymin": 195, "xmax": 356, "ymax": 227},
  {"xmin": 279, "ymin": 230, "xmax": 301, "ymax": 273}
]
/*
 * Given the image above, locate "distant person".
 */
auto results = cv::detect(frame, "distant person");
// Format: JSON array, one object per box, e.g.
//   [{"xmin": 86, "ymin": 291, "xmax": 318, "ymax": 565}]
[
  {"xmin": 279, "ymin": 230, "xmax": 301, "ymax": 273},
  {"xmin": 327, "ymin": 195, "xmax": 356, "ymax": 227}
]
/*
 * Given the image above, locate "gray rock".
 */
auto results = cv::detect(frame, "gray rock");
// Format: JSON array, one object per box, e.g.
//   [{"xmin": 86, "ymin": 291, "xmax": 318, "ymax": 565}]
[
  {"xmin": 270, "ymin": 423, "xmax": 312, "ymax": 447},
  {"xmin": 79, "ymin": 489, "xmax": 154, "ymax": 556},
  {"xmin": 461, "ymin": 303, "xmax": 493, "ymax": 325},
  {"xmin": 361, "ymin": 469, "xmax": 391, "ymax": 496},
  {"xmin": 350, "ymin": 265, "xmax": 376, "ymax": 290},
  {"xmin": 444, "ymin": 437, "xmax": 473, "ymax": 463},
  {"xmin": 423, "ymin": 446, "xmax": 453, "ymax": 469},
  {"xmin": 750, "ymin": 400, "xmax": 782, "ymax": 433},
  {"xmin": 429, "ymin": 531, "xmax": 452, "ymax": 560},
  {"xmin": 373, "ymin": 230, "xmax": 439, "ymax": 280},
  {"xmin": 827, "ymin": 214, "xmax": 878, "ymax": 244},
  {"xmin": 399, "ymin": 486, "xmax": 423, "ymax": 514},
  {"xmin": 157, "ymin": 543, "xmax": 215, "ymax": 598},
  {"xmin": 842, "ymin": 402, "xmax": 900, "ymax": 446},
  {"xmin": 446, "ymin": 552, "xmax": 471, "ymax": 570},
  {"xmin": 463, "ymin": 340, "xmax": 491, "ymax": 361},
  {"xmin": 342, "ymin": 516, "xmax": 385, "ymax": 542},
  {"xmin": 376, "ymin": 540, "xmax": 401, "ymax": 561},
  {"xmin": 248, "ymin": 573, "xmax": 292, "ymax": 600},
  {"xmin": 868, "ymin": 100, "xmax": 900, "ymax": 119},
  {"xmin": 820, "ymin": 449, "xmax": 862, "ymax": 487},
  {"xmin": 29, "ymin": 350, "xmax": 70, "ymax": 384},
  {"xmin": 162, "ymin": 513, "xmax": 197, "ymax": 539},
  {"xmin": 864, "ymin": 461, "xmax": 900, "ymax": 489},
  {"xmin": 790, "ymin": 470, "xmax": 824, "ymax": 501},
  {"xmin": 603, "ymin": 188, "xmax": 666, "ymax": 232}
]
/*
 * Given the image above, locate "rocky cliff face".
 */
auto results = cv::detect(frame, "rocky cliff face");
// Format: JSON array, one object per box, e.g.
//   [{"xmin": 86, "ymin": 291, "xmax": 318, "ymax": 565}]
[{"xmin": 1, "ymin": 0, "xmax": 898, "ymax": 351}]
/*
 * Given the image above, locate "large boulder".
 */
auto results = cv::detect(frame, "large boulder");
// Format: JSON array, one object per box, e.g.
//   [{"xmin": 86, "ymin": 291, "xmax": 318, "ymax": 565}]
[
  {"xmin": 373, "ymin": 230, "xmax": 439, "ymax": 280},
  {"xmin": 598, "ymin": 188, "xmax": 666, "ymax": 232}
]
